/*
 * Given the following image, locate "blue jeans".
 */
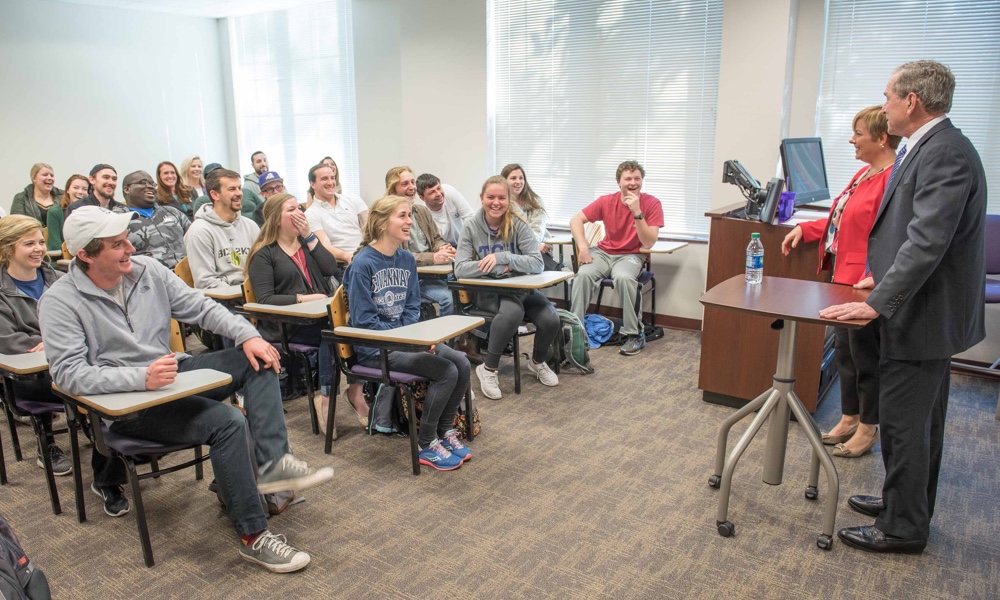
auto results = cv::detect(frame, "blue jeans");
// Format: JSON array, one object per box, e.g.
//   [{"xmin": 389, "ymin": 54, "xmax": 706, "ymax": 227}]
[
  {"xmin": 420, "ymin": 279, "xmax": 454, "ymax": 316},
  {"xmin": 102, "ymin": 348, "xmax": 291, "ymax": 536}
]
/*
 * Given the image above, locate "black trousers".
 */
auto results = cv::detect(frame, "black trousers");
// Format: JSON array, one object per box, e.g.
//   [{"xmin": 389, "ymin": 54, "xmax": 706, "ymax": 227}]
[
  {"xmin": 833, "ymin": 321, "xmax": 880, "ymax": 425},
  {"xmin": 874, "ymin": 351, "xmax": 950, "ymax": 541}
]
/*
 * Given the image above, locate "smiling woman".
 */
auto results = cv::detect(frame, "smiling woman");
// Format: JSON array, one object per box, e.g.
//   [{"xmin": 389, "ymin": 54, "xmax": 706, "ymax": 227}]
[{"xmin": 11, "ymin": 163, "xmax": 62, "ymax": 227}]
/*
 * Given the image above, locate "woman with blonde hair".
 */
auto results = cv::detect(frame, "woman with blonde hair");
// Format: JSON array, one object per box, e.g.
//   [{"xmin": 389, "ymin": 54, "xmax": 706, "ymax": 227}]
[
  {"xmin": 343, "ymin": 195, "xmax": 472, "ymax": 471},
  {"xmin": 156, "ymin": 160, "xmax": 194, "ymax": 217},
  {"xmin": 454, "ymin": 176, "xmax": 561, "ymax": 400},
  {"xmin": 180, "ymin": 156, "xmax": 207, "ymax": 199},
  {"xmin": 501, "ymin": 163, "xmax": 551, "ymax": 253},
  {"xmin": 245, "ymin": 193, "xmax": 366, "ymax": 434},
  {"xmin": 0, "ymin": 215, "xmax": 71, "ymax": 475},
  {"xmin": 45, "ymin": 174, "xmax": 89, "ymax": 253},
  {"xmin": 11, "ymin": 163, "xmax": 62, "ymax": 226}
]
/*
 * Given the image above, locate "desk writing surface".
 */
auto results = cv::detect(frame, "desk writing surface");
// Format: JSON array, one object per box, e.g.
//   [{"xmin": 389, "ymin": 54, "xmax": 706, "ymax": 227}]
[
  {"xmin": 54, "ymin": 369, "xmax": 232, "ymax": 417},
  {"xmin": 203, "ymin": 285, "xmax": 244, "ymax": 301},
  {"xmin": 47, "ymin": 250, "xmax": 63, "ymax": 257},
  {"xmin": 700, "ymin": 275, "xmax": 870, "ymax": 328},
  {"xmin": 0, "ymin": 352, "xmax": 49, "ymax": 375},
  {"xmin": 242, "ymin": 297, "xmax": 331, "ymax": 318},
  {"xmin": 642, "ymin": 241, "xmax": 688, "ymax": 254},
  {"xmin": 543, "ymin": 235, "xmax": 574, "ymax": 245},
  {"xmin": 333, "ymin": 315, "xmax": 485, "ymax": 346},
  {"xmin": 455, "ymin": 271, "xmax": 573, "ymax": 289},
  {"xmin": 417, "ymin": 264, "xmax": 454, "ymax": 276}
]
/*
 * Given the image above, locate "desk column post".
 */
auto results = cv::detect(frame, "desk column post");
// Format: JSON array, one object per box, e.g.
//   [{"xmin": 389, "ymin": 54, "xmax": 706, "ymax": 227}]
[{"xmin": 763, "ymin": 319, "xmax": 795, "ymax": 485}]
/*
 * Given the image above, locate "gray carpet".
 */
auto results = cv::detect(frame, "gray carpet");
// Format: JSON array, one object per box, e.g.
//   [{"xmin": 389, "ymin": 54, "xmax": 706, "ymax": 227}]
[{"xmin": 1, "ymin": 328, "xmax": 999, "ymax": 599}]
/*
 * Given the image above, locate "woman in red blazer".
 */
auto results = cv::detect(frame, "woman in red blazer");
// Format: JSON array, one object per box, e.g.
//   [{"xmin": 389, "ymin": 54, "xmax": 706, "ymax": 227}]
[{"xmin": 782, "ymin": 106, "xmax": 900, "ymax": 458}]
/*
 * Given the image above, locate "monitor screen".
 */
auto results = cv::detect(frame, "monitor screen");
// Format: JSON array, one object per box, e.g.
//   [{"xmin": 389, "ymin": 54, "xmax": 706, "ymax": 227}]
[{"xmin": 780, "ymin": 137, "xmax": 830, "ymax": 206}]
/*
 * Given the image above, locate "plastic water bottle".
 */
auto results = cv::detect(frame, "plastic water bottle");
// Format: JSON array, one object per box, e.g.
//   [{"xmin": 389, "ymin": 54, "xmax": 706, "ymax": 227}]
[{"xmin": 746, "ymin": 232, "xmax": 763, "ymax": 284}]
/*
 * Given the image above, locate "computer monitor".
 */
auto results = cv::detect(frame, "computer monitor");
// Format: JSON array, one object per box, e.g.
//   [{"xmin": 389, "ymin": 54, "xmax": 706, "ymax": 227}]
[{"xmin": 780, "ymin": 137, "xmax": 830, "ymax": 206}]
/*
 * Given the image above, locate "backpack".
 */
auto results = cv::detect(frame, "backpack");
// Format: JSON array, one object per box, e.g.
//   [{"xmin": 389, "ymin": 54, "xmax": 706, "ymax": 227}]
[
  {"xmin": 553, "ymin": 309, "xmax": 595, "ymax": 375},
  {"xmin": 0, "ymin": 513, "xmax": 50, "ymax": 600},
  {"xmin": 368, "ymin": 381, "xmax": 481, "ymax": 440}
]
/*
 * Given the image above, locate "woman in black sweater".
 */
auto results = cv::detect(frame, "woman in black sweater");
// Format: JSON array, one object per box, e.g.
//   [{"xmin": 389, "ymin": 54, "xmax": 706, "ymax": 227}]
[{"xmin": 246, "ymin": 193, "xmax": 357, "ymax": 433}]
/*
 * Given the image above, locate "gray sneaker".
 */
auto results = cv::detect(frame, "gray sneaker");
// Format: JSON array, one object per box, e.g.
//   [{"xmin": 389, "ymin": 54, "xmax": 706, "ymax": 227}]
[
  {"xmin": 257, "ymin": 454, "xmax": 334, "ymax": 495},
  {"xmin": 37, "ymin": 444, "xmax": 73, "ymax": 476},
  {"xmin": 239, "ymin": 531, "xmax": 311, "ymax": 573},
  {"xmin": 619, "ymin": 334, "xmax": 646, "ymax": 356}
]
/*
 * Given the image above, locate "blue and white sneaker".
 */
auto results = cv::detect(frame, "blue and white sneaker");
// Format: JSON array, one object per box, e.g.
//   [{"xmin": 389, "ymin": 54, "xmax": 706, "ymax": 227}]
[
  {"xmin": 440, "ymin": 429, "xmax": 471, "ymax": 463},
  {"xmin": 418, "ymin": 439, "xmax": 463, "ymax": 471}
]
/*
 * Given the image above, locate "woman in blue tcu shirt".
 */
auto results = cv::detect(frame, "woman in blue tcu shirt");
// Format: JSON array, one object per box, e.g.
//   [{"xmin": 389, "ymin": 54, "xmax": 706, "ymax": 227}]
[
  {"xmin": 343, "ymin": 194, "xmax": 472, "ymax": 471},
  {"xmin": 454, "ymin": 175, "xmax": 561, "ymax": 401}
]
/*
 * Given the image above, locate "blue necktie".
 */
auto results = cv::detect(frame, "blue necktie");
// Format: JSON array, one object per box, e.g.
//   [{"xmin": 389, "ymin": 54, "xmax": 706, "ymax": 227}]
[{"xmin": 865, "ymin": 145, "xmax": 907, "ymax": 277}]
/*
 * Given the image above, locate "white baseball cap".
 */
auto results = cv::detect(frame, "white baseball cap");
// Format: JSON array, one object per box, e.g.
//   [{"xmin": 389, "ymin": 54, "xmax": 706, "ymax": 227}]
[{"xmin": 64, "ymin": 206, "xmax": 135, "ymax": 256}]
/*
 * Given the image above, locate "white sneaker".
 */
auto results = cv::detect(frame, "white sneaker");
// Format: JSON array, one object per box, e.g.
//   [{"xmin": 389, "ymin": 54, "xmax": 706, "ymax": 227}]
[
  {"xmin": 239, "ymin": 531, "xmax": 311, "ymax": 573},
  {"xmin": 257, "ymin": 454, "xmax": 334, "ymax": 495},
  {"xmin": 526, "ymin": 360, "xmax": 559, "ymax": 387},
  {"xmin": 476, "ymin": 364, "xmax": 502, "ymax": 400}
]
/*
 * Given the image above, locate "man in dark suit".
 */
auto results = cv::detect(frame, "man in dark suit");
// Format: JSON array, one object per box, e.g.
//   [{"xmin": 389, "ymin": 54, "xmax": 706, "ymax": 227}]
[{"xmin": 819, "ymin": 60, "xmax": 987, "ymax": 553}]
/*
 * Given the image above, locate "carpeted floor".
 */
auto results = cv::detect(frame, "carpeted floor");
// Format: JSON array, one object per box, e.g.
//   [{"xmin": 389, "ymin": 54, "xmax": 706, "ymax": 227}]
[{"xmin": 1, "ymin": 328, "xmax": 998, "ymax": 599}]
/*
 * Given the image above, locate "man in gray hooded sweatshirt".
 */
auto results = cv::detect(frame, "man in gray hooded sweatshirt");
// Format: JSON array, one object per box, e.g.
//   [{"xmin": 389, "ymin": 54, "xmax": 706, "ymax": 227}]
[{"xmin": 184, "ymin": 168, "xmax": 260, "ymax": 289}]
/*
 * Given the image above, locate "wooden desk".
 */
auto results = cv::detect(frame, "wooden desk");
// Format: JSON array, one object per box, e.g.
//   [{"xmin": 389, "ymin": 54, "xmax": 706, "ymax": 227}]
[
  {"xmin": 203, "ymin": 285, "xmax": 244, "ymax": 301},
  {"xmin": 700, "ymin": 202, "xmax": 833, "ymax": 412},
  {"xmin": 47, "ymin": 250, "xmax": 63, "ymax": 258},
  {"xmin": 416, "ymin": 263, "xmax": 454, "ymax": 277},
  {"xmin": 242, "ymin": 297, "xmax": 331, "ymax": 320},
  {"xmin": 333, "ymin": 315, "xmax": 485, "ymax": 346},
  {"xmin": 53, "ymin": 369, "xmax": 233, "ymax": 418},
  {"xmin": 454, "ymin": 271, "xmax": 573, "ymax": 292},
  {"xmin": 0, "ymin": 352, "xmax": 49, "ymax": 375},
  {"xmin": 702, "ymin": 275, "xmax": 869, "ymax": 549}
]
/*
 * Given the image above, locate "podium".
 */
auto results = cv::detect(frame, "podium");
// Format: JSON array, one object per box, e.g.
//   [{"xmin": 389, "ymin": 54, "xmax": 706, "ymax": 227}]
[
  {"xmin": 700, "ymin": 203, "xmax": 833, "ymax": 412},
  {"xmin": 700, "ymin": 275, "xmax": 870, "ymax": 549}
]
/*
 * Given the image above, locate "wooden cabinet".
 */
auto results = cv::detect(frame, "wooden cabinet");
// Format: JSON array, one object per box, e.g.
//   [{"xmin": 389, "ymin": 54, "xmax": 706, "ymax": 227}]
[{"xmin": 699, "ymin": 203, "xmax": 833, "ymax": 412}]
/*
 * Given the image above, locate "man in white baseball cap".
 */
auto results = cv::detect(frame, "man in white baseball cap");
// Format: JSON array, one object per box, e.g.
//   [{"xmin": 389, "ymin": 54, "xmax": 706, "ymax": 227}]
[{"xmin": 39, "ymin": 205, "xmax": 333, "ymax": 573}]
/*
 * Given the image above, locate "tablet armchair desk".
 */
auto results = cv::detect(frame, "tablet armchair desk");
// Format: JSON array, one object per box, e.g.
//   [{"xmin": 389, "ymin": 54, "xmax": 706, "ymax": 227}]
[
  {"xmin": 700, "ymin": 275, "xmax": 870, "ymax": 550},
  {"xmin": 0, "ymin": 351, "xmax": 50, "ymax": 488}
]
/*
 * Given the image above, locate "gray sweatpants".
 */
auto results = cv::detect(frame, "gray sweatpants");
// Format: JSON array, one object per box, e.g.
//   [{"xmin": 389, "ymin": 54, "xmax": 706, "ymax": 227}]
[{"xmin": 570, "ymin": 248, "xmax": 645, "ymax": 336}]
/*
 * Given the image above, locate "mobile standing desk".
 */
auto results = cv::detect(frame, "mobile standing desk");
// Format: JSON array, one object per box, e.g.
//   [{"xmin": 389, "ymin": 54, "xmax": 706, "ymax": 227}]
[{"xmin": 700, "ymin": 275, "xmax": 870, "ymax": 550}]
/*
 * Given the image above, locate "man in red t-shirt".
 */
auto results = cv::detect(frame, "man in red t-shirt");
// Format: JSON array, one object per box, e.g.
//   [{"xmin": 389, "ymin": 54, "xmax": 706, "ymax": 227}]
[{"xmin": 569, "ymin": 161, "xmax": 664, "ymax": 355}]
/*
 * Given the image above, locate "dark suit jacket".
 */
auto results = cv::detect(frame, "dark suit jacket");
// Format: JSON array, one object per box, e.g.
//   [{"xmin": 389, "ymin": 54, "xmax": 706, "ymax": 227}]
[{"xmin": 866, "ymin": 118, "xmax": 987, "ymax": 360}]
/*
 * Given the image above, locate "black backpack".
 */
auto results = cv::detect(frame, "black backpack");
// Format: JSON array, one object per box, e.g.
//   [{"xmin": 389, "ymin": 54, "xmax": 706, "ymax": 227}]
[{"xmin": 0, "ymin": 513, "xmax": 50, "ymax": 600}]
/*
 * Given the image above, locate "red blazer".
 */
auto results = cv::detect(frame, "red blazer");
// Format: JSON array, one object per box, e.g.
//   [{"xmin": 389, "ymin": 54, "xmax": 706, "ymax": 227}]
[{"xmin": 799, "ymin": 165, "xmax": 890, "ymax": 285}]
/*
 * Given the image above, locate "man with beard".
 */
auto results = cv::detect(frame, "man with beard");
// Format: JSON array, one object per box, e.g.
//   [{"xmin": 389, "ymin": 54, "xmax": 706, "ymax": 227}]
[{"xmin": 66, "ymin": 164, "xmax": 128, "ymax": 218}]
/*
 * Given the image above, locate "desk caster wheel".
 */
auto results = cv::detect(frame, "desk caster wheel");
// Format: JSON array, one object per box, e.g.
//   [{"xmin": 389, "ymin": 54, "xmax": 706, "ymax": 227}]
[
  {"xmin": 805, "ymin": 486, "xmax": 818, "ymax": 500},
  {"xmin": 717, "ymin": 521, "xmax": 735, "ymax": 537},
  {"xmin": 816, "ymin": 535, "xmax": 833, "ymax": 550},
  {"xmin": 708, "ymin": 475, "xmax": 721, "ymax": 488}
]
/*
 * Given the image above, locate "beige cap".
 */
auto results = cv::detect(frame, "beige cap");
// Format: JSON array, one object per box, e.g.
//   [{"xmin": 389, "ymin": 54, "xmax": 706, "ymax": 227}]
[{"xmin": 63, "ymin": 206, "xmax": 135, "ymax": 256}]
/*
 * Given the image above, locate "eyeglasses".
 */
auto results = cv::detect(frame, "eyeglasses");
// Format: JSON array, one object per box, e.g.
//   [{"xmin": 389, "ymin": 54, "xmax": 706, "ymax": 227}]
[{"xmin": 263, "ymin": 183, "xmax": 286, "ymax": 193}]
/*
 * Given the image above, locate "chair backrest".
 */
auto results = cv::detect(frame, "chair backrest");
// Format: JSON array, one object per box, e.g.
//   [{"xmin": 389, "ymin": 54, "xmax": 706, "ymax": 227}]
[
  {"xmin": 328, "ymin": 285, "xmax": 355, "ymax": 360},
  {"xmin": 61, "ymin": 242, "xmax": 70, "ymax": 260},
  {"xmin": 986, "ymin": 215, "xmax": 1000, "ymax": 275},
  {"xmin": 173, "ymin": 256, "xmax": 194, "ymax": 287},
  {"xmin": 242, "ymin": 278, "xmax": 257, "ymax": 303},
  {"xmin": 169, "ymin": 319, "xmax": 186, "ymax": 353},
  {"xmin": 585, "ymin": 222, "xmax": 606, "ymax": 247},
  {"xmin": 42, "ymin": 227, "xmax": 48, "ymax": 243}
]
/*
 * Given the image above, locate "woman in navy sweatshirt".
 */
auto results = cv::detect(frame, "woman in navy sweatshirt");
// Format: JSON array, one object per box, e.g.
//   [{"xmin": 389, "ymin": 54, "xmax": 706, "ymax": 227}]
[
  {"xmin": 454, "ymin": 176, "xmax": 561, "ymax": 401},
  {"xmin": 343, "ymin": 195, "xmax": 472, "ymax": 471}
]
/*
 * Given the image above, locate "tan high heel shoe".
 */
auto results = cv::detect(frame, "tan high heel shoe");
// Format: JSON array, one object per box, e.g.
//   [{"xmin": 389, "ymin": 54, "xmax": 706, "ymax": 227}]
[{"xmin": 833, "ymin": 427, "xmax": 879, "ymax": 458}]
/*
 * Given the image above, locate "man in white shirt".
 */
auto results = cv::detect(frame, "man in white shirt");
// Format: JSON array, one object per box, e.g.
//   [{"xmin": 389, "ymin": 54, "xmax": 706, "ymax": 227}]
[
  {"xmin": 415, "ymin": 174, "xmax": 473, "ymax": 248},
  {"xmin": 184, "ymin": 168, "xmax": 261, "ymax": 289},
  {"xmin": 305, "ymin": 163, "xmax": 369, "ymax": 264}
]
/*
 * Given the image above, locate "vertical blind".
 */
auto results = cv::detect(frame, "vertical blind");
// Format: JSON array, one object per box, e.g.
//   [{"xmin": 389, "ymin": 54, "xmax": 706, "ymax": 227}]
[
  {"xmin": 817, "ymin": 0, "xmax": 1000, "ymax": 211},
  {"xmin": 488, "ymin": 0, "xmax": 723, "ymax": 236},
  {"xmin": 228, "ymin": 1, "xmax": 360, "ymax": 202}
]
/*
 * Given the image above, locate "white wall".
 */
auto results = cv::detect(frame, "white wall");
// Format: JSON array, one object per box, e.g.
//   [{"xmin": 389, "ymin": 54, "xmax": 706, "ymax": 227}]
[{"xmin": 0, "ymin": 0, "xmax": 230, "ymax": 211}]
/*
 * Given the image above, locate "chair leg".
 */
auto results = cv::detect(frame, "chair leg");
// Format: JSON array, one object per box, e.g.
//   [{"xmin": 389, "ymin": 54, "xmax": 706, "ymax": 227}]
[
  {"xmin": 3, "ymin": 401, "xmax": 22, "ymax": 462},
  {"xmin": 0, "ymin": 428, "xmax": 6, "ymax": 485},
  {"xmin": 324, "ymin": 370, "xmax": 340, "ymax": 454},
  {"xmin": 464, "ymin": 385, "xmax": 475, "ymax": 445},
  {"xmin": 68, "ymin": 416, "xmax": 86, "ymax": 523},
  {"xmin": 304, "ymin": 353, "xmax": 319, "ymax": 436},
  {"xmin": 595, "ymin": 285, "xmax": 605, "ymax": 314},
  {"xmin": 36, "ymin": 418, "xmax": 61, "ymax": 516},
  {"xmin": 125, "ymin": 458, "xmax": 155, "ymax": 567},
  {"xmin": 194, "ymin": 446, "xmax": 204, "ymax": 480},
  {"xmin": 150, "ymin": 456, "xmax": 160, "ymax": 478},
  {"xmin": 404, "ymin": 386, "xmax": 420, "ymax": 476}
]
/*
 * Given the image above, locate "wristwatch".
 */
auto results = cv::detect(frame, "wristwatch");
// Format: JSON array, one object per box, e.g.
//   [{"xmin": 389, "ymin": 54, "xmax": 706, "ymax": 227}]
[{"xmin": 633, "ymin": 213, "xmax": 645, "ymax": 221}]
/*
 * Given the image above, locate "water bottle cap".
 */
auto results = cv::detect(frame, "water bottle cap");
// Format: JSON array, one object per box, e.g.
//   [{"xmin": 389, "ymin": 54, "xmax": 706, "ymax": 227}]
[{"xmin": 751, "ymin": 233, "xmax": 760, "ymax": 239}]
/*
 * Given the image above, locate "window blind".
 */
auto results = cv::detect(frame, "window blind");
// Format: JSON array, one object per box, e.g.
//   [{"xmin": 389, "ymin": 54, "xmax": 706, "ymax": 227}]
[
  {"xmin": 228, "ymin": 1, "xmax": 360, "ymax": 202},
  {"xmin": 488, "ymin": 0, "xmax": 723, "ymax": 236},
  {"xmin": 817, "ymin": 0, "xmax": 1000, "ymax": 212}
]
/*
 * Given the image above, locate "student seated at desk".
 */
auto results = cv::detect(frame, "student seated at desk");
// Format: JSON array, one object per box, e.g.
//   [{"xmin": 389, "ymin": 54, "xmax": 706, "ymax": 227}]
[
  {"xmin": 0, "ymin": 215, "xmax": 72, "ymax": 476},
  {"xmin": 454, "ymin": 176, "xmax": 560, "ymax": 400},
  {"xmin": 343, "ymin": 195, "xmax": 472, "ymax": 471},
  {"xmin": 39, "ymin": 206, "xmax": 333, "ymax": 573}
]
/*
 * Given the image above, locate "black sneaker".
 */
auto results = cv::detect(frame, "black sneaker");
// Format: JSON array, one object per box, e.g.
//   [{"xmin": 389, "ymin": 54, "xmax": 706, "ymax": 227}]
[
  {"xmin": 36, "ymin": 444, "xmax": 73, "ymax": 476},
  {"xmin": 619, "ymin": 334, "xmax": 646, "ymax": 356},
  {"xmin": 91, "ymin": 482, "xmax": 130, "ymax": 517}
]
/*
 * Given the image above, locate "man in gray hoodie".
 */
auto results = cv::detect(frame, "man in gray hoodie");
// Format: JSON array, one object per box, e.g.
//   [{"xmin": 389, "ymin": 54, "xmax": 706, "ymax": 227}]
[
  {"xmin": 39, "ymin": 206, "xmax": 333, "ymax": 573},
  {"xmin": 184, "ymin": 168, "xmax": 260, "ymax": 289}
]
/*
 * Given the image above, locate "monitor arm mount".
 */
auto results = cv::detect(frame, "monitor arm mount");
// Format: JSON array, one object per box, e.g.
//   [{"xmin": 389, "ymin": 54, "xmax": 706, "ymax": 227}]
[{"xmin": 722, "ymin": 159, "xmax": 768, "ymax": 220}]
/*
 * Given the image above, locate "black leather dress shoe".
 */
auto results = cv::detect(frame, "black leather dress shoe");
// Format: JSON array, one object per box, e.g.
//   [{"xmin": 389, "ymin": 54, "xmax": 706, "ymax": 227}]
[
  {"xmin": 838, "ymin": 526, "xmax": 926, "ymax": 554},
  {"xmin": 848, "ymin": 494, "xmax": 884, "ymax": 517}
]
